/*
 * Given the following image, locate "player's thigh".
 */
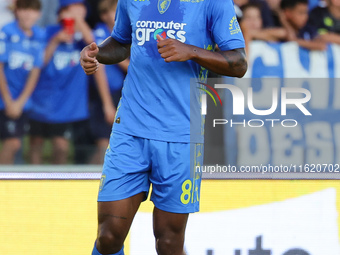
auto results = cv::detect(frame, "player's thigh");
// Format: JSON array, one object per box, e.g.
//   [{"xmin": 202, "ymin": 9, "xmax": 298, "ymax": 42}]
[
  {"xmin": 150, "ymin": 142, "xmax": 203, "ymax": 213},
  {"xmin": 52, "ymin": 136, "xmax": 69, "ymax": 150},
  {"xmin": 153, "ymin": 207, "xmax": 188, "ymax": 240},
  {"xmin": 97, "ymin": 192, "xmax": 145, "ymax": 241},
  {"xmin": 1, "ymin": 137, "xmax": 22, "ymax": 151},
  {"xmin": 29, "ymin": 136, "xmax": 44, "ymax": 147}
]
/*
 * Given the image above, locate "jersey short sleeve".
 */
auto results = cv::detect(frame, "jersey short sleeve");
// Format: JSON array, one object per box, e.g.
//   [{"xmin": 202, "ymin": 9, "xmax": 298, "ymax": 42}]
[
  {"xmin": 207, "ymin": 0, "xmax": 245, "ymax": 51},
  {"xmin": 0, "ymin": 27, "xmax": 8, "ymax": 63},
  {"xmin": 111, "ymin": 0, "xmax": 132, "ymax": 44}
]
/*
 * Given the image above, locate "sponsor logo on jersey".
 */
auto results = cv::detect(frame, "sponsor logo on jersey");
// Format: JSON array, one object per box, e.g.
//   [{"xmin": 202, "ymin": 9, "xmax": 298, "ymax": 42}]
[
  {"xmin": 136, "ymin": 20, "xmax": 187, "ymax": 46},
  {"xmin": 158, "ymin": 0, "xmax": 171, "ymax": 14},
  {"xmin": 54, "ymin": 51, "xmax": 80, "ymax": 70},
  {"xmin": 153, "ymin": 29, "xmax": 167, "ymax": 40},
  {"xmin": 8, "ymin": 51, "xmax": 34, "ymax": 70},
  {"xmin": 229, "ymin": 16, "xmax": 241, "ymax": 35}
]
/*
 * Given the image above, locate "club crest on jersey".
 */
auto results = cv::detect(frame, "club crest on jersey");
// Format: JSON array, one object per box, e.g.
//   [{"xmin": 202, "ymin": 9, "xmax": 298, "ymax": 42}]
[{"xmin": 158, "ymin": 0, "xmax": 171, "ymax": 14}]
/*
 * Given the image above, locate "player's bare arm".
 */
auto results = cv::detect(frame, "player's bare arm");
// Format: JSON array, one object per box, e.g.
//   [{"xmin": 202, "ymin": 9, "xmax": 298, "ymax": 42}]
[
  {"xmin": 0, "ymin": 64, "xmax": 40, "ymax": 119},
  {"xmin": 7, "ymin": 68, "xmax": 40, "ymax": 119},
  {"xmin": 80, "ymin": 37, "xmax": 130, "ymax": 75},
  {"xmin": 0, "ymin": 63, "xmax": 12, "ymax": 108},
  {"xmin": 156, "ymin": 35, "xmax": 247, "ymax": 78},
  {"xmin": 44, "ymin": 30, "xmax": 73, "ymax": 65},
  {"xmin": 320, "ymin": 32, "xmax": 340, "ymax": 45}
]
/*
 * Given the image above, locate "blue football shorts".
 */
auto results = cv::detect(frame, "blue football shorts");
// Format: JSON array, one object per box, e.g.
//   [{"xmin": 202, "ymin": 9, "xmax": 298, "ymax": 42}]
[{"xmin": 98, "ymin": 130, "xmax": 203, "ymax": 213}]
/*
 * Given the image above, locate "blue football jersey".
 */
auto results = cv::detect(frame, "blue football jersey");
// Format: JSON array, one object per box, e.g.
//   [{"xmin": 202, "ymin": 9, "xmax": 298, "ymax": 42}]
[
  {"xmin": 94, "ymin": 23, "xmax": 126, "ymax": 94},
  {"xmin": 0, "ymin": 21, "xmax": 45, "ymax": 111},
  {"xmin": 30, "ymin": 25, "xmax": 89, "ymax": 123},
  {"xmin": 111, "ymin": 0, "xmax": 245, "ymax": 143}
]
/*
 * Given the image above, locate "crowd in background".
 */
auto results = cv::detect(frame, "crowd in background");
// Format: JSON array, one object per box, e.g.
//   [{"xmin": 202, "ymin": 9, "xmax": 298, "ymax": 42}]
[
  {"xmin": 237, "ymin": 0, "xmax": 340, "ymax": 52},
  {"xmin": 0, "ymin": 0, "xmax": 126, "ymax": 165},
  {"xmin": 0, "ymin": 0, "xmax": 339, "ymax": 165}
]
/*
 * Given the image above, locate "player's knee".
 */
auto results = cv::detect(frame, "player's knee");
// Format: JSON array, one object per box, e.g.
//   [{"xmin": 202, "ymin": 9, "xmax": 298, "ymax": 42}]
[
  {"xmin": 155, "ymin": 233, "xmax": 184, "ymax": 255},
  {"xmin": 53, "ymin": 138, "xmax": 69, "ymax": 154},
  {"xmin": 97, "ymin": 230, "xmax": 124, "ymax": 254},
  {"xmin": 3, "ymin": 139, "xmax": 22, "ymax": 153},
  {"xmin": 30, "ymin": 137, "xmax": 44, "ymax": 148},
  {"xmin": 156, "ymin": 236, "xmax": 173, "ymax": 251}
]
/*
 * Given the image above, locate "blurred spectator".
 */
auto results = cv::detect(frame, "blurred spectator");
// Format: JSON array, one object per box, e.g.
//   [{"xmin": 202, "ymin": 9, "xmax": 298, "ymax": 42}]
[
  {"xmin": 0, "ymin": 0, "xmax": 44, "ymax": 164},
  {"xmin": 88, "ymin": 0, "xmax": 129, "ymax": 164},
  {"xmin": 28, "ymin": 0, "xmax": 93, "ymax": 164},
  {"xmin": 85, "ymin": 0, "xmax": 101, "ymax": 28},
  {"xmin": 266, "ymin": 0, "xmax": 283, "ymax": 27},
  {"xmin": 308, "ymin": 0, "xmax": 340, "ymax": 44},
  {"xmin": 0, "ymin": 0, "xmax": 15, "ymax": 29},
  {"xmin": 265, "ymin": 0, "xmax": 326, "ymax": 27},
  {"xmin": 309, "ymin": 0, "xmax": 327, "ymax": 10},
  {"xmin": 281, "ymin": 0, "xmax": 326, "ymax": 50},
  {"xmin": 36, "ymin": 0, "xmax": 58, "ymax": 27},
  {"xmin": 241, "ymin": 3, "xmax": 287, "ymax": 51},
  {"xmin": 235, "ymin": 0, "xmax": 275, "ymax": 27}
]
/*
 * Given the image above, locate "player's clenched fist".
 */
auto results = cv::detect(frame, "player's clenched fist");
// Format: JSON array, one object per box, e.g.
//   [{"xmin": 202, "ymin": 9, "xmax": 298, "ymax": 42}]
[
  {"xmin": 80, "ymin": 42, "xmax": 100, "ymax": 75},
  {"xmin": 157, "ymin": 34, "xmax": 196, "ymax": 63}
]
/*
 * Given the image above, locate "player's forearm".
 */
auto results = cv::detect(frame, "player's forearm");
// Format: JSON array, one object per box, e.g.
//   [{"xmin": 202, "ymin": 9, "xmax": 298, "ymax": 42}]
[
  {"xmin": 16, "ymin": 68, "xmax": 40, "ymax": 107},
  {"xmin": 0, "ymin": 63, "xmax": 12, "ymax": 106},
  {"xmin": 297, "ymin": 39, "xmax": 327, "ymax": 51},
  {"xmin": 97, "ymin": 37, "xmax": 130, "ymax": 65},
  {"xmin": 191, "ymin": 47, "xmax": 247, "ymax": 78},
  {"xmin": 320, "ymin": 33, "xmax": 340, "ymax": 44},
  {"xmin": 44, "ymin": 36, "xmax": 60, "ymax": 65},
  {"xmin": 76, "ymin": 20, "xmax": 94, "ymax": 45},
  {"xmin": 254, "ymin": 28, "xmax": 288, "ymax": 42}
]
